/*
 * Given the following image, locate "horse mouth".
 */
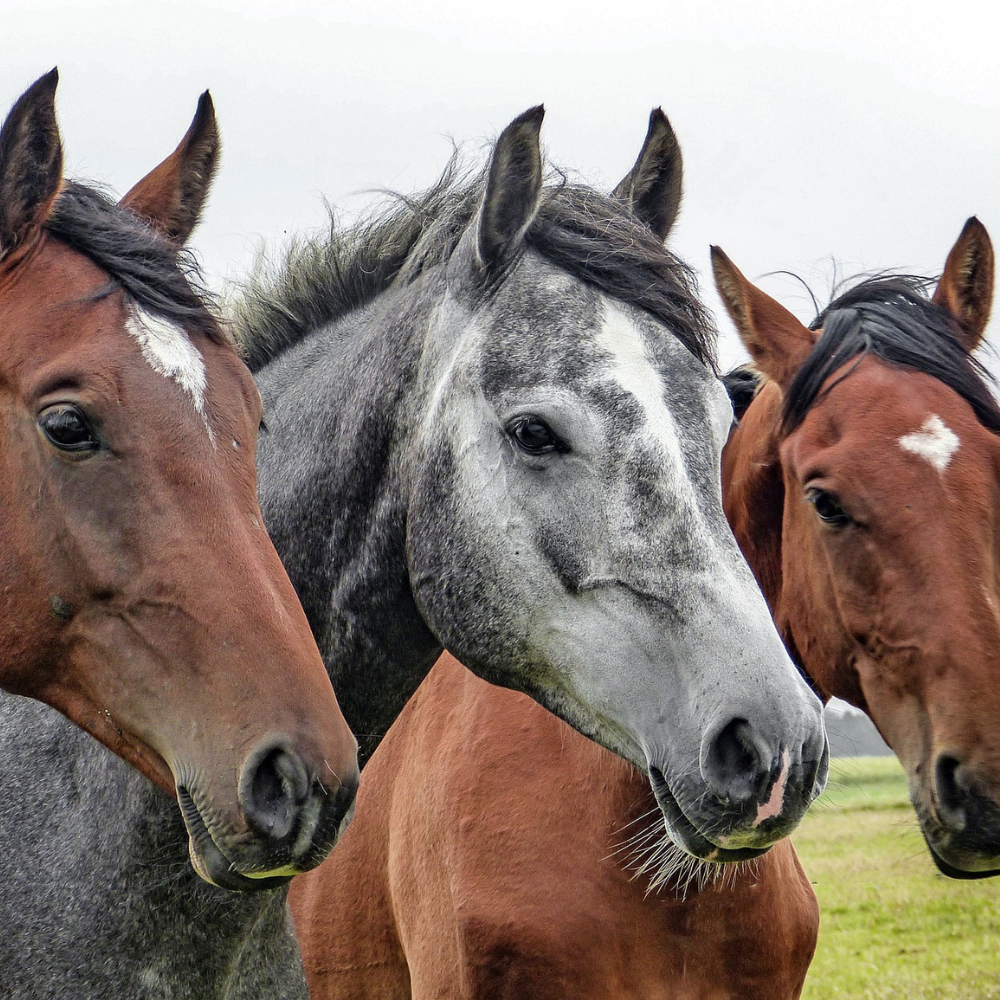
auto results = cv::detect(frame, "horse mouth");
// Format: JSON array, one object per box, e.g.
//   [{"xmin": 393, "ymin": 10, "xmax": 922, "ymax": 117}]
[
  {"xmin": 177, "ymin": 786, "xmax": 294, "ymax": 893},
  {"xmin": 647, "ymin": 767, "xmax": 772, "ymax": 864},
  {"xmin": 923, "ymin": 834, "xmax": 1000, "ymax": 881}
]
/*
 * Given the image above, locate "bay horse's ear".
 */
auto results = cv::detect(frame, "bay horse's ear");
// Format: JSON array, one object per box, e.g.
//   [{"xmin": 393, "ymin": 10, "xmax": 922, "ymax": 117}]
[
  {"xmin": 120, "ymin": 91, "xmax": 220, "ymax": 246},
  {"xmin": 711, "ymin": 246, "xmax": 817, "ymax": 389},
  {"xmin": 0, "ymin": 68, "xmax": 63, "ymax": 262},
  {"xmin": 612, "ymin": 107, "xmax": 683, "ymax": 241},
  {"xmin": 932, "ymin": 216, "xmax": 994, "ymax": 352},
  {"xmin": 476, "ymin": 105, "xmax": 544, "ymax": 272}
]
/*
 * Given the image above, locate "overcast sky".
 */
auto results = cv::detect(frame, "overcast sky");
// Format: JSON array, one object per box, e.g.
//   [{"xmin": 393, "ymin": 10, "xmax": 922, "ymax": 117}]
[{"xmin": 5, "ymin": 0, "xmax": 1000, "ymax": 370}]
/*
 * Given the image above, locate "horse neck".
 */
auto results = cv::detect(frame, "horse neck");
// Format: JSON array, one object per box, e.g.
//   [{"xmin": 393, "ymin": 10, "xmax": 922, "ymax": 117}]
[
  {"xmin": 254, "ymin": 288, "xmax": 443, "ymax": 766},
  {"xmin": 0, "ymin": 697, "xmax": 305, "ymax": 998},
  {"xmin": 722, "ymin": 380, "xmax": 847, "ymax": 702},
  {"xmin": 721, "ymin": 380, "xmax": 791, "ymax": 634}
]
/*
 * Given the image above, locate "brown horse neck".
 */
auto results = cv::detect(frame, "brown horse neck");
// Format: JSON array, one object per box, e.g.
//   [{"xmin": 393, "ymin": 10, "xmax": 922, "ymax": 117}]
[{"xmin": 722, "ymin": 380, "xmax": 786, "ymax": 613}]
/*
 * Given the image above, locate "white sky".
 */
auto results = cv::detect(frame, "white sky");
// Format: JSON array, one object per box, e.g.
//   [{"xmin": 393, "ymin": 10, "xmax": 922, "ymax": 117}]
[{"xmin": 4, "ymin": 0, "xmax": 1000, "ymax": 370}]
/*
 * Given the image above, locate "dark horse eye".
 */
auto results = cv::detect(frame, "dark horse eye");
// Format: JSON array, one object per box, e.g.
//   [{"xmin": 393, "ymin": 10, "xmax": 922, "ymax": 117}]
[
  {"xmin": 507, "ymin": 415, "xmax": 565, "ymax": 456},
  {"xmin": 39, "ymin": 405, "xmax": 101, "ymax": 453},
  {"xmin": 806, "ymin": 487, "xmax": 851, "ymax": 528}
]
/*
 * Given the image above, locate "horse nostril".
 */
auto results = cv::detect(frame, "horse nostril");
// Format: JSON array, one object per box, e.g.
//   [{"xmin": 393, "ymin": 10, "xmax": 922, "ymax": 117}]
[
  {"xmin": 935, "ymin": 754, "xmax": 968, "ymax": 831},
  {"xmin": 240, "ymin": 744, "xmax": 310, "ymax": 841},
  {"xmin": 702, "ymin": 718, "xmax": 769, "ymax": 805}
]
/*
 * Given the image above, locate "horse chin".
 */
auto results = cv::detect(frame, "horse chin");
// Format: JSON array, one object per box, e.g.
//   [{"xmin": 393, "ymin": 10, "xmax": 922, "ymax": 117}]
[
  {"xmin": 178, "ymin": 786, "xmax": 294, "ymax": 893},
  {"xmin": 649, "ymin": 768, "xmax": 773, "ymax": 864},
  {"xmin": 924, "ymin": 836, "xmax": 1000, "ymax": 881}
]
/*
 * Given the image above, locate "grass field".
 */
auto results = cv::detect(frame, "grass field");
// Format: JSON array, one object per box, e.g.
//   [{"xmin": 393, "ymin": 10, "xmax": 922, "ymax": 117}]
[{"xmin": 796, "ymin": 756, "xmax": 1000, "ymax": 999}]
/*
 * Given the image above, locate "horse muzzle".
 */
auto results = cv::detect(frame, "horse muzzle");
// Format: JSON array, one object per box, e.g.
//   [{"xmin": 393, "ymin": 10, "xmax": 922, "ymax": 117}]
[
  {"xmin": 648, "ymin": 721, "xmax": 829, "ymax": 862},
  {"xmin": 920, "ymin": 754, "xmax": 1000, "ymax": 879},
  {"xmin": 177, "ymin": 738, "xmax": 359, "ymax": 892}
]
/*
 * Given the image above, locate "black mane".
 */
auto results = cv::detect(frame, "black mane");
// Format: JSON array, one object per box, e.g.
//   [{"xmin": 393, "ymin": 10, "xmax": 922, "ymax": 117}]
[
  {"xmin": 234, "ymin": 158, "xmax": 716, "ymax": 373},
  {"xmin": 45, "ymin": 181, "xmax": 223, "ymax": 342},
  {"xmin": 722, "ymin": 364, "xmax": 763, "ymax": 420},
  {"xmin": 782, "ymin": 275, "xmax": 1000, "ymax": 435}
]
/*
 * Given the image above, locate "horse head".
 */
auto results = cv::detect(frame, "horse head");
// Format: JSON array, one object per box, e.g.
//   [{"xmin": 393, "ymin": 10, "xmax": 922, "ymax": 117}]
[
  {"xmin": 0, "ymin": 71, "xmax": 358, "ymax": 890},
  {"xmin": 716, "ymin": 221, "xmax": 1000, "ymax": 877}
]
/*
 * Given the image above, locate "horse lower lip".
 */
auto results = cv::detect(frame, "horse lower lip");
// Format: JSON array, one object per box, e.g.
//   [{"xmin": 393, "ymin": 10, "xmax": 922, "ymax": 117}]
[
  {"xmin": 177, "ymin": 786, "xmax": 293, "ymax": 893},
  {"xmin": 925, "ymin": 837, "xmax": 1000, "ymax": 881},
  {"xmin": 648, "ymin": 770, "xmax": 772, "ymax": 864}
]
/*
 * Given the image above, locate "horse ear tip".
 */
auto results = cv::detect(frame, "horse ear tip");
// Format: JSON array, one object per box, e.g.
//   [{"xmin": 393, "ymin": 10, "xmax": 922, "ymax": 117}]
[
  {"xmin": 195, "ymin": 91, "xmax": 218, "ymax": 129},
  {"xmin": 967, "ymin": 216, "xmax": 991, "ymax": 242},
  {"xmin": 25, "ymin": 68, "xmax": 59, "ymax": 101},
  {"xmin": 522, "ymin": 105, "xmax": 545, "ymax": 127}
]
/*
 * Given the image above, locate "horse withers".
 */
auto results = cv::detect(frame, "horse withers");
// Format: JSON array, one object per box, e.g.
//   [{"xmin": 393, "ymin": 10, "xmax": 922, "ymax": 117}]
[
  {"xmin": 241, "ymin": 105, "xmax": 829, "ymax": 868},
  {"xmin": 0, "ymin": 71, "xmax": 357, "ymax": 890},
  {"xmin": 716, "ymin": 220, "xmax": 1000, "ymax": 877}
]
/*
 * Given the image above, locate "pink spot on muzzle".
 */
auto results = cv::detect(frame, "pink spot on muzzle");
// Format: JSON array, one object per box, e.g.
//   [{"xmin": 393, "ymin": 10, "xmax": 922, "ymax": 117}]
[{"xmin": 753, "ymin": 749, "xmax": 790, "ymax": 827}]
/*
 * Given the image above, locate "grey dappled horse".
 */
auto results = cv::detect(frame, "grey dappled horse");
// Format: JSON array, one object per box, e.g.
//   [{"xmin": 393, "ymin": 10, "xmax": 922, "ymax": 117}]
[
  {"xmin": 0, "ymin": 108, "xmax": 824, "ymax": 997},
  {"xmin": 245, "ymin": 107, "xmax": 827, "ymax": 860}
]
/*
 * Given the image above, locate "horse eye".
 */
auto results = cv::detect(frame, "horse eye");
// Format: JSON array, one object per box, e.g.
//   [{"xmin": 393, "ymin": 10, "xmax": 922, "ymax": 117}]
[
  {"xmin": 806, "ymin": 488, "xmax": 851, "ymax": 528},
  {"xmin": 39, "ymin": 405, "xmax": 101, "ymax": 453},
  {"xmin": 507, "ymin": 415, "xmax": 566, "ymax": 456}
]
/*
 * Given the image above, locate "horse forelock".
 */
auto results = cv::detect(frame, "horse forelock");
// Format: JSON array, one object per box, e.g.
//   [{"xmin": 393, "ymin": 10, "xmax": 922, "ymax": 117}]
[
  {"xmin": 781, "ymin": 275, "xmax": 1000, "ymax": 436},
  {"xmin": 43, "ymin": 180, "xmax": 226, "ymax": 347},
  {"xmin": 232, "ymin": 153, "xmax": 718, "ymax": 374}
]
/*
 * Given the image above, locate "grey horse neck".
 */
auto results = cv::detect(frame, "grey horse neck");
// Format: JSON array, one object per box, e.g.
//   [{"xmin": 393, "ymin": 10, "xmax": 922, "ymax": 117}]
[
  {"xmin": 255, "ymin": 282, "xmax": 445, "ymax": 765},
  {"xmin": 0, "ymin": 694, "xmax": 306, "ymax": 999}
]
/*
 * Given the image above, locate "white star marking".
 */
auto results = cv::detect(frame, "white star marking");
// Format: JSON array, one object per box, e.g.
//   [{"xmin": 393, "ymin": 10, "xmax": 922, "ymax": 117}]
[{"xmin": 899, "ymin": 414, "xmax": 960, "ymax": 473}]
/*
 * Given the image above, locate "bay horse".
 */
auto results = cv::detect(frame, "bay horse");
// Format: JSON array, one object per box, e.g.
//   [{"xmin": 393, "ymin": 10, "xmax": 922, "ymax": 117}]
[
  {"xmin": 0, "ymin": 70, "xmax": 357, "ymax": 893},
  {"xmin": 288, "ymin": 144, "xmax": 1000, "ymax": 997},
  {"xmin": 0, "ymin": 105, "xmax": 821, "ymax": 999},
  {"xmin": 715, "ymin": 220, "xmax": 1000, "ymax": 878}
]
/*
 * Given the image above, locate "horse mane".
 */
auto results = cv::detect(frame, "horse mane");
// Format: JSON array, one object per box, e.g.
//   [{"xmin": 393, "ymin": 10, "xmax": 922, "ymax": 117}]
[
  {"xmin": 233, "ymin": 155, "xmax": 716, "ymax": 373},
  {"xmin": 44, "ymin": 181, "xmax": 225, "ymax": 343},
  {"xmin": 782, "ymin": 274, "xmax": 1000, "ymax": 435},
  {"xmin": 721, "ymin": 364, "xmax": 763, "ymax": 420}
]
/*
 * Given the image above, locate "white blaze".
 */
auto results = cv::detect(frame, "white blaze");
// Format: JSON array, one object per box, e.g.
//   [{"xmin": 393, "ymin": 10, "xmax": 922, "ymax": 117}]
[
  {"xmin": 898, "ymin": 414, "xmax": 960, "ymax": 473},
  {"xmin": 126, "ymin": 305, "xmax": 208, "ymax": 416},
  {"xmin": 594, "ymin": 300, "xmax": 681, "ymax": 454}
]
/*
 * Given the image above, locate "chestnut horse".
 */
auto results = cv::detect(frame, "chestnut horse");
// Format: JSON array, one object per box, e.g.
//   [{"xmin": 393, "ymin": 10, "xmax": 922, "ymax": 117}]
[
  {"xmin": 0, "ymin": 71, "xmax": 357, "ymax": 890},
  {"xmin": 289, "ymin": 188, "xmax": 999, "ymax": 996}
]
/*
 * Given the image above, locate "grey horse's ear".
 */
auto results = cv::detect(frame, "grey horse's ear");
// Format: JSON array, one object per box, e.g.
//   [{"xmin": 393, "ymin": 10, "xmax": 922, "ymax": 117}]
[
  {"xmin": 612, "ymin": 108, "xmax": 683, "ymax": 242},
  {"xmin": 0, "ymin": 68, "xmax": 63, "ymax": 262},
  {"xmin": 476, "ymin": 105, "xmax": 545, "ymax": 271},
  {"xmin": 121, "ymin": 90, "xmax": 220, "ymax": 246}
]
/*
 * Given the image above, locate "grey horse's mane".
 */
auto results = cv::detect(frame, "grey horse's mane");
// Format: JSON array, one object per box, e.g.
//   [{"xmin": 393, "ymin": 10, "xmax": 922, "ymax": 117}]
[{"xmin": 233, "ymin": 155, "xmax": 717, "ymax": 373}]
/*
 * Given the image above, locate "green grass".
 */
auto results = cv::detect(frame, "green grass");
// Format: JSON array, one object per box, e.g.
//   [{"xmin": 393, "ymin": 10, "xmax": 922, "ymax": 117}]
[{"xmin": 797, "ymin": 756, "xmax": 1000, "ymax": 999}]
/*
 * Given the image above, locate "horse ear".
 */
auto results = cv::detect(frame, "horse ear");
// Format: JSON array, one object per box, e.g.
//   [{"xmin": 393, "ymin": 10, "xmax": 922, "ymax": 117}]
[
  {"xmin": 476, "ymin": 105, "xmax": 544, "ymax": 271},
  {"xmin": 711, "ymin": 246, "xmax": 817, "ymax": 389},
  {"xmin": 0, "ymin": 69, "xmax": 63, "ymax": 262},
  {"xmin": 932, "ymin": 217, "xmax": 994, "ymax": 352},
  {"xmin": 120, "ymin": 91, "xmax": 220, "ymax": 246},
  {"xmin": 612, "ymin": 107, "xmax": 683, "ymax": 241}
]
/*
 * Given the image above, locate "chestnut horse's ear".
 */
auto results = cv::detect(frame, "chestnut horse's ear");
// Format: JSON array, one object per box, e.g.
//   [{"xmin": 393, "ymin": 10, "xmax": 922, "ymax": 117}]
[
  {"xmin": 932, "ymin": 216, "xmax": 994, "ymax": 352},
  {"xmin": 476, "ymin": 105, "xmax": 544, "ymax": 272},
  {"xmin": 711, "ymin": 246, "xmax": 817, "ymax": 389},
  {"xmin": 612, "ymin": 107, "xmax": 683, "ymax": 241},
  {"xmin": 0, "ymin": 68, "xmax": 63, "ymax": 262},
  {"xmin": 121, "ymin": 91, "xmax": 220, "ymax": 246}
]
